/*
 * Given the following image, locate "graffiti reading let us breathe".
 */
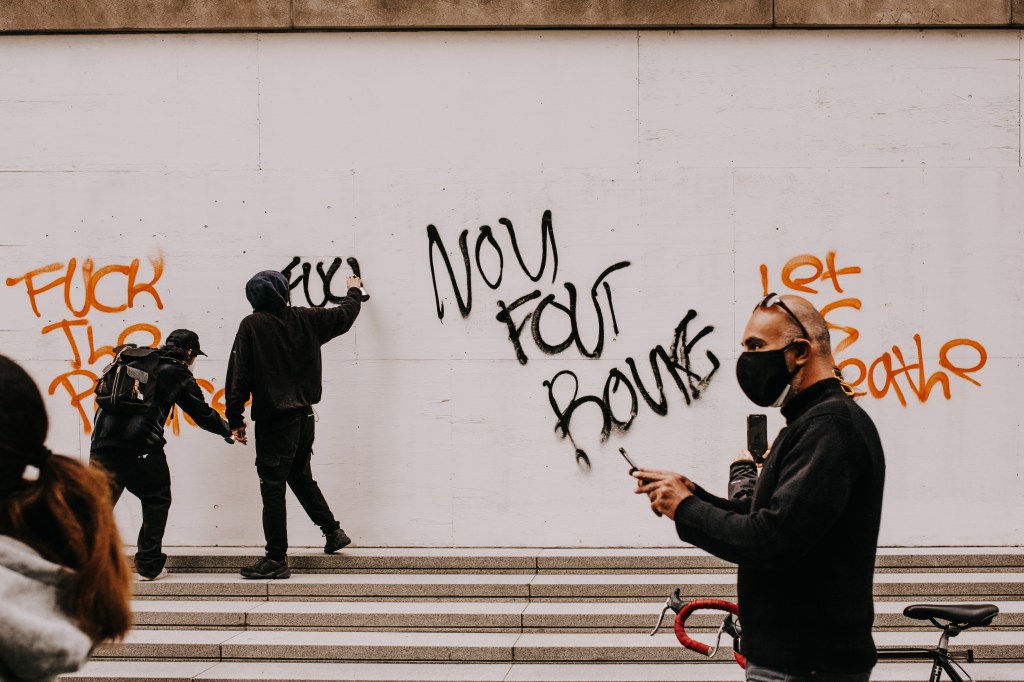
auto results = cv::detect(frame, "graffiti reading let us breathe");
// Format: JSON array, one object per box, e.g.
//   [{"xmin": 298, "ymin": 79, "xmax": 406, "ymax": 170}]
[
  {"xmin": 6, "ymin": 255, "xmax": 231, "ymax": 434},
  {"xmin": 759, "ymin": 251, "xmax": 987, "ymax": 406},
  {"xmin": 427, "ymin": 210, "xmax": 720, "ymax": 467}
]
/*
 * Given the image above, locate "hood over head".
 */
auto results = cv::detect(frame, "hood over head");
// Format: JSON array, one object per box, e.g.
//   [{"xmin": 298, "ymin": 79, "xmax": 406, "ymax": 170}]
[{"xmin": 245, "ymin": 271, "xmax": 291, "ymax": 311}]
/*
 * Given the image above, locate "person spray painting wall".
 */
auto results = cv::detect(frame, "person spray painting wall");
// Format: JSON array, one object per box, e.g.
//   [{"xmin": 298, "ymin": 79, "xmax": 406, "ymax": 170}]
[{"xmin": 226, "ymin": 268, "xmax": 368, "ymax": 580}]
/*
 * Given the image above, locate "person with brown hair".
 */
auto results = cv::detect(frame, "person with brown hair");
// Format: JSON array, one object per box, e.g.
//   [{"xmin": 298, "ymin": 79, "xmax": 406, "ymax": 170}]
[{"xmin": 0, "ymin": 354, "xmax": 133, "ymax": 681}]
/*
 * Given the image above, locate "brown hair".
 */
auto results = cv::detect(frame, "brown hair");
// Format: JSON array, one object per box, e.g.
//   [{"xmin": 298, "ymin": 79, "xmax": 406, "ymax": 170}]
[{"xmin": 0, "ymin": 355, "xmax": 132, "ymax": 643}]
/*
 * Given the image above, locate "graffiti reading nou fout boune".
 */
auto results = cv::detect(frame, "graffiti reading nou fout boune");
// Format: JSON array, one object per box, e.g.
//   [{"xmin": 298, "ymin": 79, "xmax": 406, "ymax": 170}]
[{"xmin": 426, "ymin": 210, "xmax": 721, "ymax": 467}]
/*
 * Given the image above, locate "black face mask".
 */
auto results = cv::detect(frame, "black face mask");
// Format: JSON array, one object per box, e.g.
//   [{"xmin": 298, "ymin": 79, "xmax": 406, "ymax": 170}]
[{"xmin": 736, "ymin": 342, "xmax": 799, "ymax": 408}]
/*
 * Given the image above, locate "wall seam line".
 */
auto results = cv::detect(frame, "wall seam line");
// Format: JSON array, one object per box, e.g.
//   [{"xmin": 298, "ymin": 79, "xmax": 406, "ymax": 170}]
[
  {"xmin": 636, "ymin": 30, "xmax": 641, "ymax": 178},
  {"xmin": 256, "ymin": 34, "xmax": 263, "ymax": 172}
]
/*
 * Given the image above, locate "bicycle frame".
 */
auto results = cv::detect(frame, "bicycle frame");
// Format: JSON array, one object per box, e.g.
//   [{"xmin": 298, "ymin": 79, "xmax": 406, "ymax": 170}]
[
  {"xmin": 877, "ymin": 646, "xmax": 971, "ymax": 682},
  {"xmin": 660, "ymin": 589, "xmax": 986, "ymax": 682}
]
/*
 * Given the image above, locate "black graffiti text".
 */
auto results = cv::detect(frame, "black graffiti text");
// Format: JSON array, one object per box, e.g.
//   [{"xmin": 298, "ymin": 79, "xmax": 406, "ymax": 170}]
[
  {"xmin": 428, "ymin": 210, "xmax": 559, "ymax": 321},
  {"xmin": 542, "ymin": 310, "xmax": 720, "ymax": 466},
  {"xmin": 282, "ymin": 256, "xmax": 354, "ymax": 307},
  {"xmin": 495, "ymin": 261, "xmax": 628, "ymax": 365}
]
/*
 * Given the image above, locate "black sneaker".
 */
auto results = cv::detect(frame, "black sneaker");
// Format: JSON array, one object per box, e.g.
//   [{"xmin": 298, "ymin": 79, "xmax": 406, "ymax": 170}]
[
  {"xmin": 324, "ymin": 528, "xmax": 352, "ymax": 554},
  {"xmin": 239, "ymin": 556, "xmax": 290, "ymax": 580}
]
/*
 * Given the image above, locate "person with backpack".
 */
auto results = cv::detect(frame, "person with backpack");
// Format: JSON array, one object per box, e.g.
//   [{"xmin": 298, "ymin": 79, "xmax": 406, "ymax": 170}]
[
  {"xmin": 90, "ymin": 329, "xmax": 233, "ymax": 581},
  {"xmin": 225, "ymin": 270, "xmax": 364, "ymax": 580}
]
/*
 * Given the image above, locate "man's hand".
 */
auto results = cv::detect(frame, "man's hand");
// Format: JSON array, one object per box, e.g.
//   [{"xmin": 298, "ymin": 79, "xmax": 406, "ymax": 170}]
[
  {"xmin": 347, "ymin": 275, "xmax": 362, "ymax": 289},
  {"xmin": 734, "ymin": 450, "xmax": 755, "ymax": 464},
  {"xmin": 633, "ymin": 468, "xmax": 696, "ymax": 520},
  {"xmin": 232, "ymin": 427, "xmax": 248, "ymax": 445},
  {"xmin": 736, "ymin": 447, "xmax": 769, "ymax": 467}
]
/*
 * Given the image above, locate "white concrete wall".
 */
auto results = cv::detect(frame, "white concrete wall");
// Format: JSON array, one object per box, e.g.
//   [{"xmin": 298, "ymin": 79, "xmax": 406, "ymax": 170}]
[{"xmin": 0, "ymin": 30, "xmax": 1021, "ymax": 548}]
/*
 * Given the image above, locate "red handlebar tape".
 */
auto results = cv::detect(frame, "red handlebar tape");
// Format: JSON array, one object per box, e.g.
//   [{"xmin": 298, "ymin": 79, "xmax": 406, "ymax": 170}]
[{"xmin": 673, "ymin": 598, "xmax": 747, "ymax": 669}]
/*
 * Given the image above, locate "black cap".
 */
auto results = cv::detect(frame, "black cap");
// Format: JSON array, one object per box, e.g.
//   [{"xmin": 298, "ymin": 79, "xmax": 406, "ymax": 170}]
[{"xmin": 165, "ymin": 329, "xmax": 207, "ymax": 356}]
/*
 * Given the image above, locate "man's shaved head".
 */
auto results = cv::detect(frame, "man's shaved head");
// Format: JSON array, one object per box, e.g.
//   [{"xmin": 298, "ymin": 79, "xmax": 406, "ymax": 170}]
[{"xmin": 775, "ymin": 295, "xmax": 832, "ymax": 356}]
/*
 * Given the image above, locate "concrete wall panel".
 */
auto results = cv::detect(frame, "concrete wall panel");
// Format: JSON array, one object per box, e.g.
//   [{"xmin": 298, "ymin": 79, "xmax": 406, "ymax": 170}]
[{"xmin": 1, "ymin": 31, "xmax": 1021, "ymax": 547}]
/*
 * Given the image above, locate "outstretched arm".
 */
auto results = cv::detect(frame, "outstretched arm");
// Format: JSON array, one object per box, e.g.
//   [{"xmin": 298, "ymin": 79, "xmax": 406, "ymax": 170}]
[
  {"xmin": 308, "ymin": 276, "xmax": 364, "ymax": 343},
  {"xmin": 175, "ymin": 374, "xmax": 232, "ymax": 440}
]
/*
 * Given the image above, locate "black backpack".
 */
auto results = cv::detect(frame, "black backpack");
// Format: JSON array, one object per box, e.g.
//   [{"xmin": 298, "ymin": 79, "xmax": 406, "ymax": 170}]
[{"xmin": 95, "ymin": 344, "xmax": 162, "ymax": 414}]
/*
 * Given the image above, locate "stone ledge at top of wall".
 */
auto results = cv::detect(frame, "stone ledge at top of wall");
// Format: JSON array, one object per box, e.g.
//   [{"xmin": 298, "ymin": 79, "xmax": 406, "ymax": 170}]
[
  {"xmin": 0, "ymin": 0, "xmax": 291, "ymax": 32},
  {"xmin": 292, "ymin": 0, "xmax": 773, "ymax": 29},
  {"xmin": 776, "ymin": 0, "xmax": 1014, "ymax": 26},
  {"xmin": 0, "ymin": 0, "xmax": 1019, "ymax": 32}
]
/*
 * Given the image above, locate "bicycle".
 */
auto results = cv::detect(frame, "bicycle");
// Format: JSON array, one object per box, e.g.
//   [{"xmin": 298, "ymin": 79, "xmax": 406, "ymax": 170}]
[{"xmin": 653, "ymin": 588, "xmax": 999, "ymax": 682}]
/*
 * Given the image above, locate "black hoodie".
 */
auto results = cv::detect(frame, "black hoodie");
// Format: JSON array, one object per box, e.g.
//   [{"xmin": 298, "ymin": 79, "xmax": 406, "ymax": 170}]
[{"xmin": 225, "ymin": 271, "xmax": 363, "ymax": 429}]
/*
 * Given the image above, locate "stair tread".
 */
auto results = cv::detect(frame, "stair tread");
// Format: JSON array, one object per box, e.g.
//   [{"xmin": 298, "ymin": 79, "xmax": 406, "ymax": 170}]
[
  {"xmin": 129, "ymin": 599, "xmax": 1024, "ymax": 615},
  {"xmin": 103, "ymin": 629, "xmax": 1024, "ymax": 645},
  {"xmin": 148, "ymin": 547, "xmax": 1024, "ymax": 557},
  {"xmin": 138, "ymin": 572, "xmax": 1024, "ymax": 584},
  {"xmin": 62, "ymin": 661, "xmax": 1024, "ymax": 682},
  {"xmin": 143, "ymin": 574, "xmax": 537, "ymax": 584}
]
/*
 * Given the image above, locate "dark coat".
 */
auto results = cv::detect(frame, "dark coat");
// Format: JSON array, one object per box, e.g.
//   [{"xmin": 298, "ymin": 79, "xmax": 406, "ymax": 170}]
[
  {"xmin": 91, "ymin": 350, "xmax": 231, "ymax": 452},
  {"xmin": 674, "ymin": 378, "xmax": 886, "ymax": 675}
]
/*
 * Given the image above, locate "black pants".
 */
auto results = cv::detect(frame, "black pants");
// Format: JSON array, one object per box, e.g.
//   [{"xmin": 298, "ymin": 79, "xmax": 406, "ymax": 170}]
[
  {"xmin": 90, "ymin": 446, "xmax": 171, "ymax": 578},
  {"xmin": 255, "ymin": 409, "xmax": 339, "ymax": 561}
]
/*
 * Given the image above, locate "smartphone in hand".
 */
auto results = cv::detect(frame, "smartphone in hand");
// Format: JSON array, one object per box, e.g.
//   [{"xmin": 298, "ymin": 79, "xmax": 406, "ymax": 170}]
[
  {"xmin": 619, "ymin": 447, "xmax": 640, "ymax": 473},
  {"xmin": 747, "ymin": 414, "xmax": 768, "ymax": 465}
]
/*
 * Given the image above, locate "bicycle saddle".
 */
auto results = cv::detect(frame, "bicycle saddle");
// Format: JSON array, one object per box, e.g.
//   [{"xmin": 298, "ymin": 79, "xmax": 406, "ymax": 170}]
[{"xmin": 903, "ymin": 604, "xmax": 999, "ymax": 628}]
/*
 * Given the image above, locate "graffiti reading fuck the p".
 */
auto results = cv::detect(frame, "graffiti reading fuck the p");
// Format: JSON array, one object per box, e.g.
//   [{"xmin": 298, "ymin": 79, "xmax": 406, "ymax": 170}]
[
  {"xmin": 6, "ymin": 254, "xmax": 231, "ymax": 434},
  {"xmin": 427, "ymin": 210, "xmax": 719, "ymax": 468},
  {"xmin": 759, "ymin": 251, "xmax": 987, "ymax": 406}
]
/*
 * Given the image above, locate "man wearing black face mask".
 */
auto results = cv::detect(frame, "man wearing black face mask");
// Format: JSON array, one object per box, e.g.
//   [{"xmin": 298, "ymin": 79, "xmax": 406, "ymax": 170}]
[{"xmin": 634, "ymin": 294, "xmax": 885, "ymax": 682}]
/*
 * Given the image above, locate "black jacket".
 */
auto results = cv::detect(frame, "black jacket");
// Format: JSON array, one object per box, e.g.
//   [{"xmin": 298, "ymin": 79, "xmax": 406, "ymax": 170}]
[
  {"xmin": 224, "ymin": 289, "xmax": 363, "ymax": 429},
  {"xmin": 673, "ymin": 378, "xmax": 886, "ymax": 674},
  {"xmin": 91, "ymin": 351, "xmax": 231, "ymax": 451}
]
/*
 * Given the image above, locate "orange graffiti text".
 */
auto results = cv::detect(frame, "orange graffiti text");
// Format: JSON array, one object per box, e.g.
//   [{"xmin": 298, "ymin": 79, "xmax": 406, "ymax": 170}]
[
  {"xmin": 6, "ymin": 255, "xmax": 164, "ymax": 319},
  {"xmin": 760, "ymin": 251, "xmax": 986, "ymax": 406},
  {"xmin": 10, "ymin": 253, "xmax": 234, "ymax": 435}
]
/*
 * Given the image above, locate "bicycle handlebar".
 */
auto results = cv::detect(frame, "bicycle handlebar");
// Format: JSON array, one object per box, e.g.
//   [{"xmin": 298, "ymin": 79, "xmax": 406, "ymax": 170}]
[{"xmin": 673, "ymin": 598, "xmax": 747, "ymax": 669}]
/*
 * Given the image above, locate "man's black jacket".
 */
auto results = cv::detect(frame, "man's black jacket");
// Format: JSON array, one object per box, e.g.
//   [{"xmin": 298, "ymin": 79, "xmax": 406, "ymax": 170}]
[
  {"xmin": 91, "ymin": 351, "xmax": 231, "ymax": 452},
  {"xmin": 673, "ymin": 378, "xmax": 886, "ymax": 675},
  {"xmin": 224, "ymin": 289, "xmax": 362, "ymax": 429}
]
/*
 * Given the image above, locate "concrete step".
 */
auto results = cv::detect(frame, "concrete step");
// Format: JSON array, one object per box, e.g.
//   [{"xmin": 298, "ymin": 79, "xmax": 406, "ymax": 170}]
[
  {"xmin": 61, "ymin": 661, "xmax": 1024, "ymax": 682},
  {"xmin": 91, "ymin": 629, "xmax": 1024, "ymax": 663},
  {"xmin": 132, "ymin": 572, "xmax": 1024, "ymax": 602},
  {"xmin": 146, "ymin": 547, "xmax": 1024, "ymax": 574},
  {"xmin": 130, "ymin": 599, "xmax": 1024, "ymax": 632},
  {"xmin": 79, "ymin": 551, "xmax": 1024, "ymax": 681}
]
